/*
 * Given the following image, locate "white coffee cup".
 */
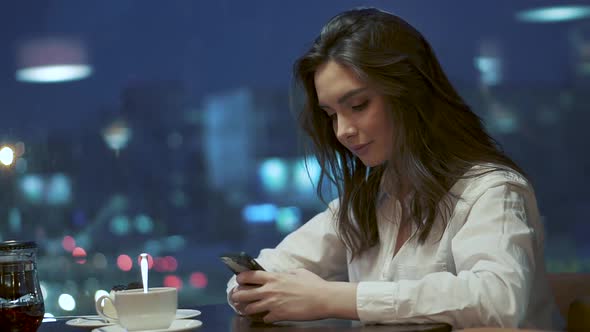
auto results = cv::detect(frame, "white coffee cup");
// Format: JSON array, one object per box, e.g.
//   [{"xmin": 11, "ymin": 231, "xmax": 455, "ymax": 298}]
[{"xmin": 95, "ymin": 287, "xmax": 177, "ymax": 331}]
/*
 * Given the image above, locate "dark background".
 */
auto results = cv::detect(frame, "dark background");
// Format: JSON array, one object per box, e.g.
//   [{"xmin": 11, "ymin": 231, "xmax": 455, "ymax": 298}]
[{"xmin": 0, "ymin": 0, "xmax": 589, "ymax": 317}]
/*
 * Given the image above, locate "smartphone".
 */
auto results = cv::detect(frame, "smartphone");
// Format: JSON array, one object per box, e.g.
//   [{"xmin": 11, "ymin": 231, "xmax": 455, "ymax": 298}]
[{"xmin": 220, "ymin": 252, "xmax": 266, "ymax": 275}]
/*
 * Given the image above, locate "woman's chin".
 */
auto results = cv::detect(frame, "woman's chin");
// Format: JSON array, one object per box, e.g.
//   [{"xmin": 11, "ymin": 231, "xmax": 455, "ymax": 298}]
[{"xmin": 358, "ymin": 157, "xmax": 384, "ymax": 168}]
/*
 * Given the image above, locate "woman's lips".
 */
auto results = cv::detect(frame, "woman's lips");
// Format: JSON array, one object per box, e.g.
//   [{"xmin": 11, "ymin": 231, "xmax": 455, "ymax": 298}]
[{"xmin": 351, "ymin": 142, "xmax": 371, "ymax": 155}]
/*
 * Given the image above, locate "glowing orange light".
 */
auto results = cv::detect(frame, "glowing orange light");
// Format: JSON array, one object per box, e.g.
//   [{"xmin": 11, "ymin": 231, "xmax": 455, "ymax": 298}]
[
  {"xmin": 189, "ymin": 272, "xmax": 208, "ymax": 289},
  {"xmin": 163, "ymin": 275, "xmax": 183, "ymax": 289},
  {"xmin": 62, "ymin": 236, "xmax": 76, "ymax": 252},
  {"xmin": 72, "ymin": 247, "xmax": 87, "ymax": 264},
  {"xmin": 117, "ymin": 254, "xmax": 133, "ymax": 272}
]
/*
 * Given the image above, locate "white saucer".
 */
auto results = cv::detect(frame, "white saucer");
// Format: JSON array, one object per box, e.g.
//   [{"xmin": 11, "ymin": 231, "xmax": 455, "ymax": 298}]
[
  {"xmin": 91, "ymin": 319, "xmax": 202, "ymax": 332},
  {"xmin": 65, "ymin": 317, "xmax": 115, "ymax": 328},
  {"xmin": 66, "ymin": 309, "xmax": 201, "ymax": 328},
  {"xmin": 175, "ymin": 309, "xmax": 201, "ymax": 319}
]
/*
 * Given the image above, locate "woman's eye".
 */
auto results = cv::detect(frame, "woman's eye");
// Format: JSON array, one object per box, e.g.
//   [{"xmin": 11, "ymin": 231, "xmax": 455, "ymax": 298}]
[
  {"xmin": 329, "ymin": 113, "xmax": 337, "ymax": 121},
  {"xmin": 352, "ymin": 100, "xmax": 369, "ymax": 111}
]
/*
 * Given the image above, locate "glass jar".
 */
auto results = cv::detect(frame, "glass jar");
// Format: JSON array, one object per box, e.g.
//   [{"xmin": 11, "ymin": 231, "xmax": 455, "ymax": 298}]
[{"xmin": 0, "ymin": 240, "xmax": 45, "ymax": 332}]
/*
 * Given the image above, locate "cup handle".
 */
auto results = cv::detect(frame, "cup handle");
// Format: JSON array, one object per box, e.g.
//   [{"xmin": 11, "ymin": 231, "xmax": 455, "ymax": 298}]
[{"xmin": 95, "ymin": 295, "xmax": 118, "ymax": 322}]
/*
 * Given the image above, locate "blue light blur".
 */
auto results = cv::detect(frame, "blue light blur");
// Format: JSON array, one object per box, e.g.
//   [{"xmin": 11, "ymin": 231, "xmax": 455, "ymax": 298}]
[
  {"xmin": 516, "ymin": 6, "xmax": 590, "ymax": 23},
  {"xmin": 46, "ymin": 173, "xmax": 71, "ymax": 205},
  {"xmin": 19, "ymin": 175, "xmax": 44, "ymax": 204},
  {"xmin": 293, "ymin": 156, "xmax": 321, "ymax": 193},
  {"xmin": 110, "ymin": 215, "xmax": 131, "ymax": 235},
  {"xmin": 259, "ymin": 158, "xmax": 288, "ymax": 193},
  {"xmin": 165, "ymin": 235, "xmax": 186, "ymax": 251},
  {"xmin": 242, "ymin": 203, "xmax": 278, "ymax": 223},
  {"xmin": 16, "ymin": 65, "xmax": 92, "ymax": 83},
  {"xmin": 134, "ymin": 214, "xmax": 154, "ymax": 234},
  {"xmin": 474, "ymin": 56, "xmax": 502, "ymax": 86},
  {"xmin": 275, "ymin": 207, "xmax": 301, "ymax": 234},
  {"xmin": 144, "ymin": 240, "xmax": 162, "ymax": 256}
]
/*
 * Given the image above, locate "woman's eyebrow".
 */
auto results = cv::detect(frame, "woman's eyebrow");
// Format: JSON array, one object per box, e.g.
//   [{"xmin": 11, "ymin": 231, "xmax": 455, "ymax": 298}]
[
  {"xmin": 337, "ymin": 87, "xmax": 367, "ymax": 104},
  {"xmin": 318, "ymin": 87, "xmax": 368, "ymax": 109}
]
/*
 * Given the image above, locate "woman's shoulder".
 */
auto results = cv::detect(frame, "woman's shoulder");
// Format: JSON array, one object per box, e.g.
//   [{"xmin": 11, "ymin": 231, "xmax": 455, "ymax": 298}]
[
  {"xmin": 450, "ymin": 163, "xmax": 533, "ymax": 201},
  {"xmin": 467, "ymin": 163, "xmax": 529, "ymax": 185},
  {"xmin": 325, "ymin": 198, "xmax": 340, "ymax": 216}
]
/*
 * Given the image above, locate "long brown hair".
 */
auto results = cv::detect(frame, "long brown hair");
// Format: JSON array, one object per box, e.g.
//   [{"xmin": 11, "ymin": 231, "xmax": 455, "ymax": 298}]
[{"xmin": 293, "ymin": 8, "xmax": 525, "ymax": 259}]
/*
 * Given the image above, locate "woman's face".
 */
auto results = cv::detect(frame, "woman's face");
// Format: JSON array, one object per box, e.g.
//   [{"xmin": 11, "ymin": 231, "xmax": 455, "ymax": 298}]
[{"xmin": 314, "ymin": 60, "xmax": 394, "ymax": 167}]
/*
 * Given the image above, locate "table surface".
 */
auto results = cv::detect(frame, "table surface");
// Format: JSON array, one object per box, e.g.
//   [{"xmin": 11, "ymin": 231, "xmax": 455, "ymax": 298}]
[
  {"xmin": 37, "ymin": 304, "xmax": 557, "ymax": 332},
  {"xmin": 38, "ymin": 303, "xmax": 453, "ymax": 332}
]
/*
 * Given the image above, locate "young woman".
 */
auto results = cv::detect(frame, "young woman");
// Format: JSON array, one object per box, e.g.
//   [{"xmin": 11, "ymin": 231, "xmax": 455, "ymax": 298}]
[{"xmin": 227, "ymin": 7, "xmax": 558, "ymax": 330}]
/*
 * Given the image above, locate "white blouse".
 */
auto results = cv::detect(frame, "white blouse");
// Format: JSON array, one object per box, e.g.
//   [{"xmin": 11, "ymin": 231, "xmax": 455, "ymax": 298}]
[{"xmin": 226, "ymin": 166, "xmax": 560, "ymax": 330}]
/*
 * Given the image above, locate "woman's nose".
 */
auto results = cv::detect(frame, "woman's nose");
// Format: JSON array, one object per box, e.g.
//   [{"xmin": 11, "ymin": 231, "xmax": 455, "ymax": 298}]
[{"xmin": 336, "ymin": 116, "xmax": 357, "ymax": 142}]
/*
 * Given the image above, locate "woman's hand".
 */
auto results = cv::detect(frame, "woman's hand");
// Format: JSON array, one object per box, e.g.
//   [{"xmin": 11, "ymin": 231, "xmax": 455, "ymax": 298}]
[
  {"xmin": 229, "ymin": 284, "xmax": 259, "ymax": 317},
  {"xmin": 231, "ymin": 269, "xmax": 331, "ymax": 323}
]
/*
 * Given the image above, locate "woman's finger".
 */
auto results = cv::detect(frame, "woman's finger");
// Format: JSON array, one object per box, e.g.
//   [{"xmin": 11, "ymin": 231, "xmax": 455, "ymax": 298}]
[
  {"xmin": 236, "ymin": 284, "xmax": 258, "ymax": 292},
  {"xmin": 233, "ymin": 287, "xmax": 264, "ymax": 303},
  {"xmin": 243, "ymin": 298, "xmax": 270, "ymax": 316},
  {"xmin": 234, "ymin": 300, "xmax": 267, "ymax": 322},
  {"xmin": 236, "ymin": 270, "xmax": 273, "ymax": 285},
  {"xmin": 233, "ymin": 301, "xmax": 247, "ymax": 315}
]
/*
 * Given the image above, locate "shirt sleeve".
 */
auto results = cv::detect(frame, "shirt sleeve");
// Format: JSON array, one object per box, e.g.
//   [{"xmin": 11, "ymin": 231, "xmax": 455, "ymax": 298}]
[
  {"xmin": 226, "ymin": 199, "xmax": 349, "ymax": 310},
  {"xmin": 356, "ymin": 182, "xmax": 538, "ymax": 328}
]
